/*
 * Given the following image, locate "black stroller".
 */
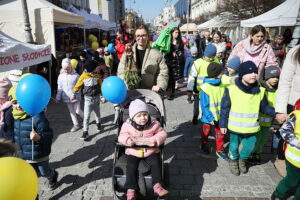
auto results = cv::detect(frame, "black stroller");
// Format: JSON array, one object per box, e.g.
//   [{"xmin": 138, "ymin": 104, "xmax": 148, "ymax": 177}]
[{"xmin": 112, "ymin": 89, "xmax": 169, "ymax": 200}]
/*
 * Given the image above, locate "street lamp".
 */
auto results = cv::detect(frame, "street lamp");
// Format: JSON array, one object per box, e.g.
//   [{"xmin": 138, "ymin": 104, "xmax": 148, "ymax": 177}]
[{"xmin": 21, "ymin": 0, "xmax": 34, "ymax": 43}]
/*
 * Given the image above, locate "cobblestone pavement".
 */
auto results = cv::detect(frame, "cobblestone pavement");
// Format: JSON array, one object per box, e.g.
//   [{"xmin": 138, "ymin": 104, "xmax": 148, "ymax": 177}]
[{"xmin": 38, "ymin": 88, "xmax": 282, "ymax": 200}]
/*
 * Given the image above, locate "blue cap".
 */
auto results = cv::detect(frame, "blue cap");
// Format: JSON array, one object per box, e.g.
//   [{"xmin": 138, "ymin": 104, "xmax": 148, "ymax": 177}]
[
  {"xmin": 204, "ymin": 44, "xmax": 217, "ymax": 57},
  {"xmin": 227, "ymin": 56, "xmax": 241, "ymax": 72}
]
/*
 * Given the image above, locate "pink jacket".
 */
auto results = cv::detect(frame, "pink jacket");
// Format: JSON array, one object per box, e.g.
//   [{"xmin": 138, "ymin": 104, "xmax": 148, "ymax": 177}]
[
  {"xmin": 118, "ymin": 119, "xmax": 167, "ymax": 158},
  {"xmin": 229, "ymin": 37, "xmax": 278, "ymax": 80},
  {"xmin": 0, "ymin": 101, "xmax": 11, "ymax": 128}
]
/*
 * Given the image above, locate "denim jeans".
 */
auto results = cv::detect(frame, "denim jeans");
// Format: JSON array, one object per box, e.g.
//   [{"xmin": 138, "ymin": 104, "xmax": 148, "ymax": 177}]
[
  {"xmin": 30, "ymin": 160, "xmax": 55, "ymax": 179},
  {"xmin": 83, "ymin": 95, "xmax": 101, "ymax": 132}
]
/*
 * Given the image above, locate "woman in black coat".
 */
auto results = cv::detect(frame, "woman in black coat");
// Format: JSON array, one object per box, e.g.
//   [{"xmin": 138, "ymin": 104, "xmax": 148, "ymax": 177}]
[{"xmin": 165, "ymin": 27, "xmax": 185, "ymax": 100}]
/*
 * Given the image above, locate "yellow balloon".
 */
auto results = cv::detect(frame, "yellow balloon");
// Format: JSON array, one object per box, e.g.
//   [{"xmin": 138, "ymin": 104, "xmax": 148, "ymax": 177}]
[
  {"xmin": 88, "ymin": 34, "xmax": 96, "ymax": 41},
  {"xmin": 20, "ymin": 73, "xmax": 31, "ymax": 80},
  {"xmin": 91, "ymin": 41, "xmax": 99, "ymax": 51},
  {"xmin": 102, "ymin": 40, "xmax": 108, "ymax": 46},
  {"xmin": 70, "ymin": 59, "xmax": 78, "ymax": 69},
  {"xmin": 0, "ymin": 157, "xmax": 38, "ymax": 200}
]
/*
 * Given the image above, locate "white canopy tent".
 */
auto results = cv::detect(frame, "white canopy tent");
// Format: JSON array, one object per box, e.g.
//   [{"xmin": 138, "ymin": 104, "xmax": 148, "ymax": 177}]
[
  {"xmin": 198, "ymin": 12, "xmax": 240, "ymax": 30},
  {"xmin": 0, "ymin": 0, "xmax": 84, "ymax": 56},
  {"xmin": 180, "ymin": 23, "xmax": 198, "ymax": 32},
  {"xmin": 241, "ymin": 0, "xmax": 300, "ymax": 27}
]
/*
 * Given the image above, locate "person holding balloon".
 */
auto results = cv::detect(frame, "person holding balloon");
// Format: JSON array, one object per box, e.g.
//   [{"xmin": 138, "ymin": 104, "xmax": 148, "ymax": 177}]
[
  {"xmin": 73, "ymin": 60, "xmax": 106, "ymax": 141},
  {"xmin": 8, "ymin": 85, "xmax": 59, "ymax": 191},
  {"xmin": 56, "ymin": 58, "xmax": 84, "ymax": 132}
]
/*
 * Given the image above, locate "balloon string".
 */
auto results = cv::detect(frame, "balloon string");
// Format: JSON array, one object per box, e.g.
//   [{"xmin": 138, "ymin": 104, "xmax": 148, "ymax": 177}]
[{"xmin": 32, "ymin": 116, "xmax": 34, "ymax": 161}]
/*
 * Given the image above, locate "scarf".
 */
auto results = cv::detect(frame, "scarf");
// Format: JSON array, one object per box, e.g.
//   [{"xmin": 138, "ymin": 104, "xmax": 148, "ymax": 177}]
[
  {"xmin": 130, "ymin": 117, "xmax": 152, "ymax": 131},
  {"xmin": 12, "ymin": 109, "xmax": 30, "ymax": 120},
  {"xmin": 235, "ymin": 78, "xmax": 260, "ymax": 94},
  {"xmin": 243, "ymin": 37, "xmax": 266, "ymax": 55}
]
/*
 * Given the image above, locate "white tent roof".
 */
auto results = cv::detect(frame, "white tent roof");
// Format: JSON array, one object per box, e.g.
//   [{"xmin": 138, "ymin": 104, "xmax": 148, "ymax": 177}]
[
  {"xmin": 198, "ymin": 12, "xmax": 240, "ymax": 29},
  {"xmin": 0, "ymin": 31, "xmax": 51, "ymax": 72},
  {"xmin": 180, "ymin": 23, "xmax": 198, "ymax": 32},
  {"xmin": 0, "ymin": 0, "xmax": 84, "ymax": 56},
  {"xmin": 241, "ymin": 0, "xmax": 300, "ymax": 27}
]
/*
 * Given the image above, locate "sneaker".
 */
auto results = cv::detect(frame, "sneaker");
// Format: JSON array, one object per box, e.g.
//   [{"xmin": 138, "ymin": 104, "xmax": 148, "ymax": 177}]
[
  {"xmin": 126, "ymin": 189, "xmax": 136, "ymax": 200},
  {"xmin": 48, "ymin": 170, "xmax": 58, "ymax": 190},
  {"xmin": 70, "ymin": 124, "xmax": 81, "ymax": 132},
  {"xmin": 96, "ymin": 123, "xmax": 101, "ymax": 131},
  {"xmin": 192, "ymin": 116, "xmax": 198, "ymax": 125},
  {"xmin": 153, "ymin": 183, "xmax": 168, "ymax": 197},
  {"xmin": 80, "ymin": 131, "xmax": 89, "ymax": 141},
  {"xmin": 186, "ymin": 97, "xmax": 193, "ymax": 104},
  {"xmin": 201, "ymin": 144, "xmax": 210, "ymax": 154},
  {"xmin": 216, "ymin": 151, "xmax": 228, "ymax": 161},
  {"xmin": 229, "ymin": 159, "xmax": 240, "ymax": 176}
]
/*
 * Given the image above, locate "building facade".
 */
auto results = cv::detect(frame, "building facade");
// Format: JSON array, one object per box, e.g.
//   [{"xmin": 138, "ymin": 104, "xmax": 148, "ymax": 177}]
[{"xmin": 175, "ymin": 0, "xmax": 189, "ymax": 19}]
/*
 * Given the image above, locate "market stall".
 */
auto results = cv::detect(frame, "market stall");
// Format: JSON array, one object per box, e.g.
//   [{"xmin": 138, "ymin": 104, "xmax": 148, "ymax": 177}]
[{"xmin": 0, "ymin": 0, "xmax": 84, "ymax": 57}]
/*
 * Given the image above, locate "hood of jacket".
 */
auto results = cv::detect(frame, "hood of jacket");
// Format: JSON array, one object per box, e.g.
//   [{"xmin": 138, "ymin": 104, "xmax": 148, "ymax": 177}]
[{"xmin": 203, "ymin": 77, "xmax": 221, "ymax": 86}]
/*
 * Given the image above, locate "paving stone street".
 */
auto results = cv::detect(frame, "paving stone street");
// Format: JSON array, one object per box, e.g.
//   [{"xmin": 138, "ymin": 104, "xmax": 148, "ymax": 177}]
[{"xmin": 38, "ymin": 88, "xmax": 282, "ymax": 200}]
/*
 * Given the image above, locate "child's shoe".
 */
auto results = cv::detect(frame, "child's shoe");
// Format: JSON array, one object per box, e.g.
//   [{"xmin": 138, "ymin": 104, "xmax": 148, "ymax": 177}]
[
  {"xmin": 48, "ymin": 170, "xmax": 58, "ymax": 190},
  {"xmin": 70, "ymin": 124, "xmax": 81, "ymax": 132},
  {"xmin": 239, "ymin": 159, "xmax": 247, "ymax": 174},
  {"xmin": 186, "ymin": 97, "xmax": 193, "ymax": 104},
  {"xmin": 126, "ymin": 189, "xmax": 136, "ymax": 200},
  {"xmin": 216, "ymin": 151, "xmax": 228, "ymax": 160},
  {"xmin": 201, "ymin": 144, "xmax": 210, "ymax": 154},
  {"xmin": 96, "ymin": 123, "xmax": 101, "ymax": 131},
  {"xmin": 153, "ymin": 183, "xmax": 168, "ymax": 197},
  {"xmin": 80, "ymin": 131, "xmax": 89, "ymax": 141},
  {"xmin": 228, "ymin": 159, "xmax": 240, "ymax": 176}
]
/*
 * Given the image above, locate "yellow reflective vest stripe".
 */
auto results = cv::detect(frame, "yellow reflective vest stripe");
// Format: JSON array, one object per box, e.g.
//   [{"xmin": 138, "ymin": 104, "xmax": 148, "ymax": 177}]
[
  {"xmin": 285, "ymin": 110, "xmax": 300, "ymax": 168},
  {"xmin": 259, "ymin": 90, "xmax": 277, "ymax": 127},
  {"xmin": 228, "ymin": 85, "xmax": 265, "ymax": 134},
  {"xmin": 200, "ymin": 82, "xmax": 225, "ymax": 121},
  {"xmin": 194, "ymin": 58, "xmax": 220, "ymax": 91}
]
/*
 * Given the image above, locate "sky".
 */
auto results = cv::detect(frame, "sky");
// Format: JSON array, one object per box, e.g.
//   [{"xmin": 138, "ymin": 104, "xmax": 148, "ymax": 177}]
[{"xmin": 125, "ymin": 0, "xmax": 178, "ymax": 21}]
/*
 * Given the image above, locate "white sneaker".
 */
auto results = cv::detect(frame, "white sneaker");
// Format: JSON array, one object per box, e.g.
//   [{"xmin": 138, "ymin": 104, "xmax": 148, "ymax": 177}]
[{"xmin": 70, "ymin": 124, "xmax": 81, "ymax": 132}]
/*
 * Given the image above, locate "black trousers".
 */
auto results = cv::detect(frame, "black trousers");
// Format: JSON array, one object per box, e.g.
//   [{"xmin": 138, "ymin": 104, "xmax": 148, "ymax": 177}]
[{"xmin": 125, "ymin": 153, "xmax": 162, "ymax": 190}]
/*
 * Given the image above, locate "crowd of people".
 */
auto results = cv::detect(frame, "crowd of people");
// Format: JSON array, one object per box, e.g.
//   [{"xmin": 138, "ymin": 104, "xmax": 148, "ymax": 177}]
[{"xmin": 0, "ymin": 22, "xmax": 299, "ymax": 200}]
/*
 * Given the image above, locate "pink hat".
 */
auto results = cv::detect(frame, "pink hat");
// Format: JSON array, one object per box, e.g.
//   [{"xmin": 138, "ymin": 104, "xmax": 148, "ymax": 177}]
[
  {"xmin": 129, "ymin": 99, "xmax": 149, "ymax": 119},
  {"xmin": 0, "ymin": 79, "xmax": 12, "ymax": 99}
]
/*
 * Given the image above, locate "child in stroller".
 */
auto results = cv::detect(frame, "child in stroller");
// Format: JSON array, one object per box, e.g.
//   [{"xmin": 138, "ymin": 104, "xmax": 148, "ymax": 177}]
[{"xmin": 117, "ymin": 98, "xmax": 168, "ymax": 200}]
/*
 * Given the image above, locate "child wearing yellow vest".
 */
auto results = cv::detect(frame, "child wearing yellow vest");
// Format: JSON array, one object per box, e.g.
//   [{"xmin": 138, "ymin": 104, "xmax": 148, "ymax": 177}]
[
  {"xmin": 187, "ymin": 44, "xmax": 220, "ymax": 124},
  {"xmin": 220, "ymin": 61, "xmax": 275, "ymax": 176},
  {"xmin": 250, "ymin": 66, "xmax": 280, "ymax": 164},
  {"xmin": 271, "ymin": 99, "xmax": 300, "ymax": 199},
  {"xmin": 221, "ymin": 56, "xmax": 240, "ymax": 87},
  {"xmin": 200, "ymin": 63, "xmax": 227, "ymax": 160}
]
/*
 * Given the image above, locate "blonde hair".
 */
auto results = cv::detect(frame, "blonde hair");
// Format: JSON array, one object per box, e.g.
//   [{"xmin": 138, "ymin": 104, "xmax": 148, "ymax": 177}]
[{"xmin": 0, "ymin": 138, "xmax": 17, "ymax": 157}]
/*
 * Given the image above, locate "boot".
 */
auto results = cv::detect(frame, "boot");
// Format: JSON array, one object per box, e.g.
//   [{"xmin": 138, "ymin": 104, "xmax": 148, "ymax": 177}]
[
  {"xmin": 239, "ymin": 159, "xmax": 247, "ymax": 174},
  {"xmin": 153, "ymin": 183, "xmax": 168, "ymax": 197},
  {"xmin": 274, "ymin": 157, "xmax": 287, "ymax": 177},
  {"xmin": 228, "ymin": 159, "xmax": 240, "ymax": 176}
]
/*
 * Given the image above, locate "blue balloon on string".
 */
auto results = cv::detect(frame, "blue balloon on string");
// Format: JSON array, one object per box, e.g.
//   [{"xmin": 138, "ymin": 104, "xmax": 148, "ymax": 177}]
[
  {"xmin": 107, "ymin": 43, "xmax": 115, "ymax": 53},
  {"xmin": 16, "ymin": 74, "xmax": 51, "ymax": 116},
  {"xmin": 101, "ymin": 76, "xmax": 126, "ymax": 104}
]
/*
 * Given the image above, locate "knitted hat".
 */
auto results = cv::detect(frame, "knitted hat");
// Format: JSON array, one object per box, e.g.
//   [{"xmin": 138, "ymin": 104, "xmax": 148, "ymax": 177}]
[
  {"xmin": 238, "ymin": 61, "xmax": 258, "ymax": 79},
  {"xmin": 227, "ymin": 56, "xmax": 241, "ymax": 71},
  {"xmin": 207, "ymin": 63, "xmax": 224, "ymax": 78},
  {"xmin": 190, "ymin": 46, "xmax": 198, "ymax": 54},
  {"xmin": 129, "ymin": 99, "xmax": 149, "ymax": 119},
  {"xmin": 264, "ymin": 65, "xmax": 280, "ymax": 80},
  {"xmin": 85, "ymin": 60, "xmax": 98, "ymax": 72},
  {"xmin": 0, "ymin": 78, "xmax": 12, "ymax": 99},
  {"xmin": 61, "ymin": 58, "xmax": 71, "ymax": 69},
  {"xmin": 204, "ymin": 44, "xmax": 217, "ymax": 57}
]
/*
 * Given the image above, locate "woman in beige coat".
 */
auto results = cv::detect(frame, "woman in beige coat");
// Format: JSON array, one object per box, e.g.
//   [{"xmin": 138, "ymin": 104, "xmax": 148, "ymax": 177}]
[{"xmin": 117, "ymin": 25, "xmax": 169, "ymax": 92}]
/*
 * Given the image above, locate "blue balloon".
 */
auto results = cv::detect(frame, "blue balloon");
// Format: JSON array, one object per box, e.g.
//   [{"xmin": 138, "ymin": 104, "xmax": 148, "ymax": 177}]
[
  {"xmin": 107, "ymin": 43, "xmax": 115, "ymax": 53},
  {"xmin": 101, "ymin": 76, "xmax": 127, "ymax": 104},
  {"xmin": 16, "ymin": 74, "xmax": 51, "ymax": 116}
]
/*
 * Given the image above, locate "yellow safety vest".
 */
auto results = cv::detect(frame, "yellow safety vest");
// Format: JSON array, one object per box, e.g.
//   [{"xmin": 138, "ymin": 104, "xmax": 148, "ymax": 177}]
[
  {"xmin": 200, "ymin": 82, "xmax": 225, "ymax": 121},
  {"xmin": 259, "ymin": 90, "xmax": 277, "ymax": 127},
  {"xmin": 221, "ymin": 74, "xmax": 234, "ymax": 87},
  {"xmin": 285, "ymin": 110, "xmax": 300, "ymax": 168},
  {"xmin": 194, "ymin": 58, "xmax": 220, "ymax": 91},
  {"xmin": 228, "ymin": 85, "xmax": 265, "ymax": 134}
]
